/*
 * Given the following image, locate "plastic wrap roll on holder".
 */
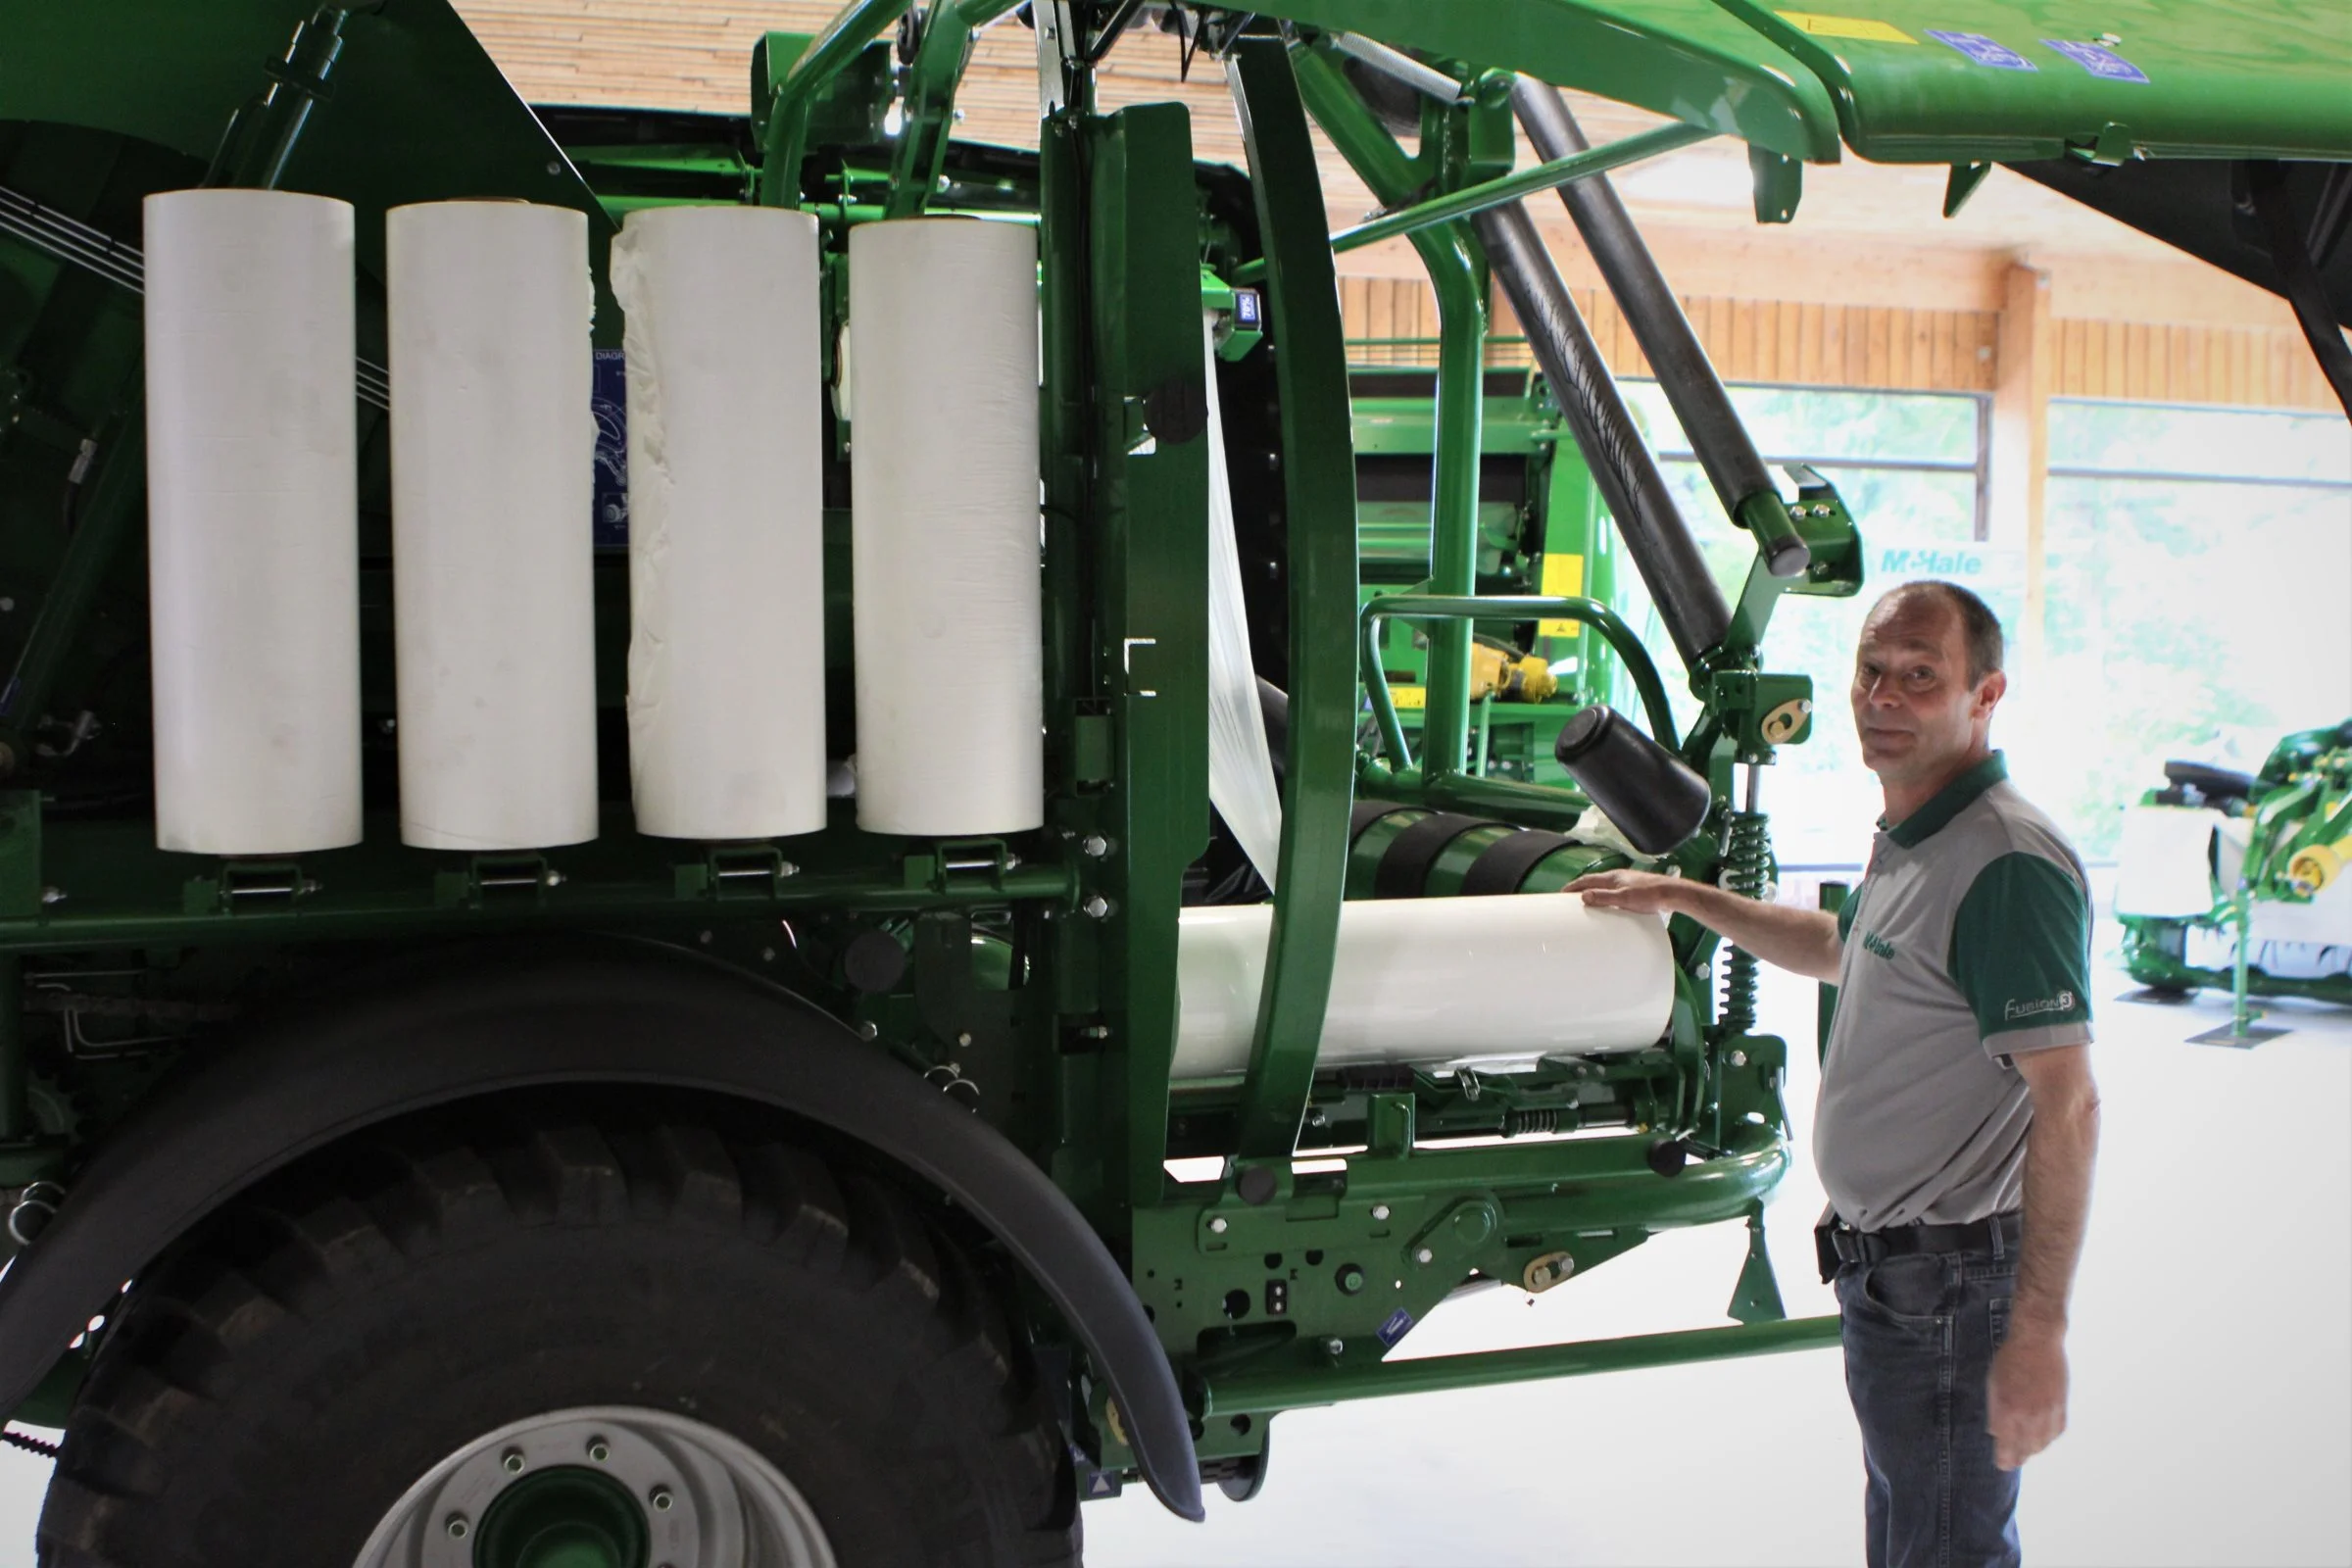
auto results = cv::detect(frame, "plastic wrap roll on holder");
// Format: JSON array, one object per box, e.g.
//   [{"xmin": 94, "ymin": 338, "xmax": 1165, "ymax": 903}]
[{"xmin": 1553, "ymin": 704, "xmax": 1712, "ymax": 858}]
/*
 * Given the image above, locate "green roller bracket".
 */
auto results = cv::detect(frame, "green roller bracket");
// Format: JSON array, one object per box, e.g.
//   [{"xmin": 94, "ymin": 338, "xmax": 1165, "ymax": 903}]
[{"xmin": 1227, "ymin": 37, "xmax": 1357, "ymax": 1162}]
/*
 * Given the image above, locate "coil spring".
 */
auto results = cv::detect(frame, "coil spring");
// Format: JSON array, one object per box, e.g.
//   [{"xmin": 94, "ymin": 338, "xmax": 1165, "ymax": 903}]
[
  {"xmin": 1719, "ymin": 808, "xmax": 1771, "ymax": 1034},
  {"xmin": 1502, "ymin": 1106, "xmax": 1564, "ymax": 1138}
]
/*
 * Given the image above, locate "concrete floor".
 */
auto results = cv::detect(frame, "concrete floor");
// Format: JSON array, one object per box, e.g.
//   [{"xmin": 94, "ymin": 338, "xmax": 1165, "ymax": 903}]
[{"xmin": 0, "ymin": 958, "xmax": 2343, "ymax": 1565}]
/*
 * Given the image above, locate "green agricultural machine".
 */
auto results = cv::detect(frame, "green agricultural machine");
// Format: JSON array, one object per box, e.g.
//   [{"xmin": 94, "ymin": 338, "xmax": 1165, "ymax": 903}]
[
  {"xmin": 0, "ymin": 0, "xmax": 2347, "ymax": 1561},
  {"xmin": 1352, "ymin": 362, "xmax": 1632, "ymax": 789},
  {"xmin": 2116, "ymin": 720, "xmax": 2352, "ymax": 1040}
]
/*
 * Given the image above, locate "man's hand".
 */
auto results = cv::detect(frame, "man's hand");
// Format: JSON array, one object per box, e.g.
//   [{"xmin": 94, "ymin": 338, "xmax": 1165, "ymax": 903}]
[
  {"xmin": 1986, "ymin": 1324, "xmax": 2069, "ymax": 1469},
  {"xmin": 1568, "ymin": 869, "xmax": 1845, "ymax": 982},
  {"xmin": 1564, "ymin": 869, "xmax": 1689, "ymax": 915}
]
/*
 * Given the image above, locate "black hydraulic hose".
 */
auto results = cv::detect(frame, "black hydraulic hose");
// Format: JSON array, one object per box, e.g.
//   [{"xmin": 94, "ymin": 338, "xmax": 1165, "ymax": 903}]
[
  {"xmin": 2248, "ymin": 160, "xmax": 2352, "ymax": 421},
  {"xmin": 1473, "ymin": 201, "xmax": 1732, "ymax": 665},
  {"xmin": 1513, "ymin": 80, "xmax": 1781, "ymax": 524}
]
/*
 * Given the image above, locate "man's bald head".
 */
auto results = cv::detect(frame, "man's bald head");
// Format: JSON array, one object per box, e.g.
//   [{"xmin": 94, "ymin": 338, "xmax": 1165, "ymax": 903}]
[{"xmin": 1865, "ymin": 581, "xmax": 2004, "ymax": 685}]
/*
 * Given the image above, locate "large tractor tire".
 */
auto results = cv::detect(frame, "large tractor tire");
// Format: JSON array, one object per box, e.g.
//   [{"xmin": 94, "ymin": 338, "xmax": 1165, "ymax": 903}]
[{"xmin": 35, "ymin": 1092, "xmax": 1081, "ymax": 1568}]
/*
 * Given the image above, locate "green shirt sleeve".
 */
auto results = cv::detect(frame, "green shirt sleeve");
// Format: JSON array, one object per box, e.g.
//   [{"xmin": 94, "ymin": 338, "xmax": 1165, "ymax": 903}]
[{"xmin": 1947, "ymin": 851, "xmax": 2093, "ymax": 1058}]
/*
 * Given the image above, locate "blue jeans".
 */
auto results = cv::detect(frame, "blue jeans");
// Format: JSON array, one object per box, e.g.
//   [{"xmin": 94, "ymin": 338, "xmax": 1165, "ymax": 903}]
[{"xmin": 1836, "ymin": 1245, "xmax": 2022, "ymax": 1568}]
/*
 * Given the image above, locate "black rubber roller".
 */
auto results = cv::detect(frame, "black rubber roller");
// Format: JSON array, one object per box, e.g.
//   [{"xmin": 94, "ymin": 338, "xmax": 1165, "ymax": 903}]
[
  {"xmin": 1553, "ymin": 704, "xmax": 1711, "ymax": 858},
  {"xmin": 1458, "ymin": 829, "xmax": 1574, "ymax": 895},
  {"xmin": 1373, "ymin": 812, "xmax": 1490, "ymax": 899}
]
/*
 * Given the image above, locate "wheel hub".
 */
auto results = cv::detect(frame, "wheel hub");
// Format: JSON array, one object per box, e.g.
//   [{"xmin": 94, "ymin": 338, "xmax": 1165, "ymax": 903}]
[
  {"xmin": 353, "ymin": 1406, "xmax": 838, "ymax": 1568},
  {"xmin": 473, "ymin": 1467, "xmax": 649, "ymax": 1568}
]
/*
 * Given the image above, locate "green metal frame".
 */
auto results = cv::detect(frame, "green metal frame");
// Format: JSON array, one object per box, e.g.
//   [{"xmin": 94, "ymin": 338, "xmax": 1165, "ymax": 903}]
[{"xmin": 1225, "ymin": 37, "xmax": 1358, "ymax": 1165}]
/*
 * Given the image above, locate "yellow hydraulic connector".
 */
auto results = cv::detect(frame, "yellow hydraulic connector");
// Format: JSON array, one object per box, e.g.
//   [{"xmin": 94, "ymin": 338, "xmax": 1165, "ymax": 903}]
[
  {"xmin": 1469, "ymin": 642, "xmax": 1558, "ymax": 704},
  {"xmin": 2286, "ymin": 837, "xmax": 2352, "ymax": 897}
]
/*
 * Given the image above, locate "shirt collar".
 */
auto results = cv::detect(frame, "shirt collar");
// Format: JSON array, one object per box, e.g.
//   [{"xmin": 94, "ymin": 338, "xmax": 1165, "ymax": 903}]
[{"xmin": 1880, "ymin": 752, "xmax": 2007, "ymax": 849}]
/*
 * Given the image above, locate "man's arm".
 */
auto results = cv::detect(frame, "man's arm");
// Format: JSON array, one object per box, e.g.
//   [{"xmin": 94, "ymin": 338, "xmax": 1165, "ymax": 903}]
[
  {"xmin": 1987, "ymin": 1043, "xmax": 2100, "ymax": 1470},
  {"xmin": 1567, "ymin": 869, "xmax": 1843, "ymax": 982}
]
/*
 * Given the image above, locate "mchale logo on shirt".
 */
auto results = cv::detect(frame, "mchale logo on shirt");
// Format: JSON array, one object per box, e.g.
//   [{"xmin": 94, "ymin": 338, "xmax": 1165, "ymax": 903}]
[
  {"xmin": 1861, "ymin": 931, "xmax": 1897, "ymax": 960},
  {"xmin": 2003, "ymin": 990, "xmax": 2076, "ymax": 1021}
]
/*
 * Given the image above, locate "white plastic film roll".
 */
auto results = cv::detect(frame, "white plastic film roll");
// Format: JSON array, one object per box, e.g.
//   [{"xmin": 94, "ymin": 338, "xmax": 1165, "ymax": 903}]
[
  {"xmin": 1172, "ymin": 895, "xmax": 1676, "ymax": 1080},
  {"xmin": 144, "ymin": 189, "xmax": 362, "ymax": 857},
  {"xmin": 612, "ymin": 206, "xmax": 826, "ymax": 840},
  {"xmin": 387, "ymin": 201, "xmax": 598, "ymax": 851},
  {"xmin": 849, "ymin": 219, "xmax": 1043, "ymax": 835},
  {"xmin": 1202, "ymin": 314, "xmax": 1284, "ymax": 888}
]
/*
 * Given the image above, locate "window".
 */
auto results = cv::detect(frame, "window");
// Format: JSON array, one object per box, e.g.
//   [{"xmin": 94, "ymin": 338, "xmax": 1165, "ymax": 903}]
[{"xmin": 2029, "ymin": 401, "xmax": 2352, "ymax": 858}]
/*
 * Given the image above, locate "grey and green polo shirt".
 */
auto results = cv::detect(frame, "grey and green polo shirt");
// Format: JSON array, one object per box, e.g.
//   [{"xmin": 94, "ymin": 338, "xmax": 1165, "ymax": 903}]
[{"xmin": 1815, "ymin": 753, "xmax": 2092, "ymax": 1231}]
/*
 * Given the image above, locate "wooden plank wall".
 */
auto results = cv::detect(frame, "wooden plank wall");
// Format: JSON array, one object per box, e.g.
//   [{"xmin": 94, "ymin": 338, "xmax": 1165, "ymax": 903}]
[{"xmin": 1345, "ymin": 275, "xmax": 2336, "ymax": 410}]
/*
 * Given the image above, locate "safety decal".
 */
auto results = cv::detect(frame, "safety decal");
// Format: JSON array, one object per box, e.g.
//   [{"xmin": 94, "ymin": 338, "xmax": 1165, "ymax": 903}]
[
  {"xmin": 2040, "ymin": 39, "xmax": 2148, "ymax": 82},
  {"xmin": 1926, "ymin": 30, "xmax": 2037, "ymax": 71},
  {"xmin": 1377, "ymin": 1306, "xmax": 1416, "ymax": 1348},
  {"xmin": 1776, "ymin": 11, "xmax": 1918, "ymax": 44}
]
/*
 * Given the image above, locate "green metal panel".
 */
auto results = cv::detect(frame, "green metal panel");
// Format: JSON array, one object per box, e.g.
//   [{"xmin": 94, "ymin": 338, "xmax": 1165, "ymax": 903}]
[
  {"xmin": 1077, "ymin": 105, "xmax": 1212, "ymax": 1219},
  {"xmin": 1227, "ymin": 38, "xmax": 1358, "ymax": 1163},
  {"xmin": 1714, "ymin": 0, "xmax": 2352, "ymax": 161},
  {"xmin": 0, "ymin": 2, "xmax": 616, "ymax": 271},
  {"xmin": 1249, "ymin": 0, "xmax": 1844, "ymax": 160}
]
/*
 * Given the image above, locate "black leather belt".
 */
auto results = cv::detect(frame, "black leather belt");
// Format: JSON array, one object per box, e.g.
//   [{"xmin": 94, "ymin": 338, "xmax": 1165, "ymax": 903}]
[{"xmin": 1815, "ymin": 1210, "xmax": 2022, "ymax": 1279}]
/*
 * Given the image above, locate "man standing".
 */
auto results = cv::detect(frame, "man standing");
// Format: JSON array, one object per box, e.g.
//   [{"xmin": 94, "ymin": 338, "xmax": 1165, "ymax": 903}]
[{"xmin": 1571, "ymin": 580, "xmax": 2100, "ymax": 1567}]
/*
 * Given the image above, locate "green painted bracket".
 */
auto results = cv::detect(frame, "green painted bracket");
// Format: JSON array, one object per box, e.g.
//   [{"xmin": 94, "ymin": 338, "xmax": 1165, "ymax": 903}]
[{"xmin": 1226, "ymin": 39, "xmax": 1358, "ymax": 1163}]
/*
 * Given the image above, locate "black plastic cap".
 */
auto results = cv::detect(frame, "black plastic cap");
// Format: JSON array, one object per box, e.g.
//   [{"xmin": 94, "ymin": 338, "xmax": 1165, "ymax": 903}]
[{"xmin": 1553, "ymin": 704, "xmax": 1712, "ymax": 858}]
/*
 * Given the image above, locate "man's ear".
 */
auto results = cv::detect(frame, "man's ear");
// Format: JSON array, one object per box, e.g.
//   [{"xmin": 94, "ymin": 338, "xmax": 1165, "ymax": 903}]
[{"xmin": 1975, "ymin": 668, "xmax": 2008, "ymax": 720}]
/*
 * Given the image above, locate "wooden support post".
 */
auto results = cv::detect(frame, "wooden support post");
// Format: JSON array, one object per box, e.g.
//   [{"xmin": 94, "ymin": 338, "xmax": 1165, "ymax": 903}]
[{"xmin": 1992, "ymin": 263, "xmax": 2052, "ymax": 683}]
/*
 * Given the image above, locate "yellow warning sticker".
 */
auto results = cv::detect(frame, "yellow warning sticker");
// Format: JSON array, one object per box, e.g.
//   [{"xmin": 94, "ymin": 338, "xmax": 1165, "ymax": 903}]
[
  {"xmin": 1391, "ymin": 685, "xmax": 1426, "ymax": 711},
  {"xmin": 1538, "ymin": 552, "xmax": 1586, "ymax": 639},
  {"xmin": 1776, "ymin": 10, "xmax": 1918, "ymax": 43}
]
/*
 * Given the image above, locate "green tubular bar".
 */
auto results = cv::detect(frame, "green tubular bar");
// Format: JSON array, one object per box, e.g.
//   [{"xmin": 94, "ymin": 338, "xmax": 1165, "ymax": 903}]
[
  {"xmin": 1227, "ymin": 37, "xmax": 1359, "ymax": 1162},
  {"xmin": 1293, "ymin": 45, "xmax": 1485, "ymax": 782},
  {"xmin": 1362, "ymin": 594, "xmax": 1681, "ymax": 772},
  {"xmin": 1229, "ymin": 121, "xmax": 1711, "ymax": 284},
  {"xmin": 757, "ymin": 0, "xmax": 910, "ymax": 206},
  {"xmin": 885, "ymin": 0, "xmax": 1025, "ymax": 219},
  {"xmin": 1203, "ymin": 1314, "xmax": 1841, "ymax": 1414}
]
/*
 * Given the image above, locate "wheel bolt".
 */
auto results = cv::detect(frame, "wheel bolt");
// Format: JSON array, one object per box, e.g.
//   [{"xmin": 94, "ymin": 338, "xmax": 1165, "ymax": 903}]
[
  {"xmin": 445, "ymin": 1513, "xmax": 470, "ymax": 1540},
  {"xmin": 650, "ymin": 1486, "xmax": 675, "ymax": 1511},
  {"xmin": 587, "ymin": 1436, "xmax": 612, "ymax": 1463},
  {"xmin": 502, "ymin": 1447, "xmax": 525, "ymax": 1474}
]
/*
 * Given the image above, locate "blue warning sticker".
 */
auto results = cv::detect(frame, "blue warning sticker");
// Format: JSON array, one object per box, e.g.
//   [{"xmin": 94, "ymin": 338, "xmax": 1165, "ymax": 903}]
[
  {"xmin": 591, "ymin": 347, "xmax": 629, "ymax": 549},
  {"xmin": 2041, "ymin": 39, "xmax": 2148, "ymax": 82},
  {"xmin": 1927, "ymin": 30, "xmax": 2036, "ymax": 71},
  {"xmin": 1377, "ymin": 1306, "xmax": 1416, "ymax": 1348}
]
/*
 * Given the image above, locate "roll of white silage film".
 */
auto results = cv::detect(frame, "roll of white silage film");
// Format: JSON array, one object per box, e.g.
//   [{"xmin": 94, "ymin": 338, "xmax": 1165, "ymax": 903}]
[
  {"xmin": 144, "ymin": 189, "xmax": 362, "ymax": 856},
  {"xmin": 612, "ymin": 206, "xmax": 826, "ymax": 840},
  {"xmin": 387, "ymin": 201, "xmax": 598, "ymax": 851},
  {"xmin": 1172, "ymin": 895, "xmax": 1676, "ymax": 1079},
  {"xmin": 848, "ymin": 219, "xmax": 1044, "ymax": 835}
]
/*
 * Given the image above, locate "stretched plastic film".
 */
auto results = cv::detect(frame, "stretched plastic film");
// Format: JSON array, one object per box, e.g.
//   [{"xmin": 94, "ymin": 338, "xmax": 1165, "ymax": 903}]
[
  {"xmin": 387, "ymin": 201, "xmax": 598, "ymax": 851},
  {"xmin": 1202, "ymin": 315, "xmax": 1284, "ymax": 887},
  {"xmin": 1172, "ymin": 895, "xmax": 1675, "ymax": 1079},
  {"xmin": 612, "ymin": 205, "xmax": 827, "ymax": 840}
]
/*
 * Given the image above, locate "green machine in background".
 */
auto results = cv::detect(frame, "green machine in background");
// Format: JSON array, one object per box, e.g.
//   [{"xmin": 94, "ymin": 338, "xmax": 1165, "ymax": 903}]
[
  {"xmin": 2116, "ymin": 721, "xmax": 2352, "ymax": 1043},
  {"xmin": 0, "ymin": 0, "xmax": 2346, "ymax": 1558}
]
